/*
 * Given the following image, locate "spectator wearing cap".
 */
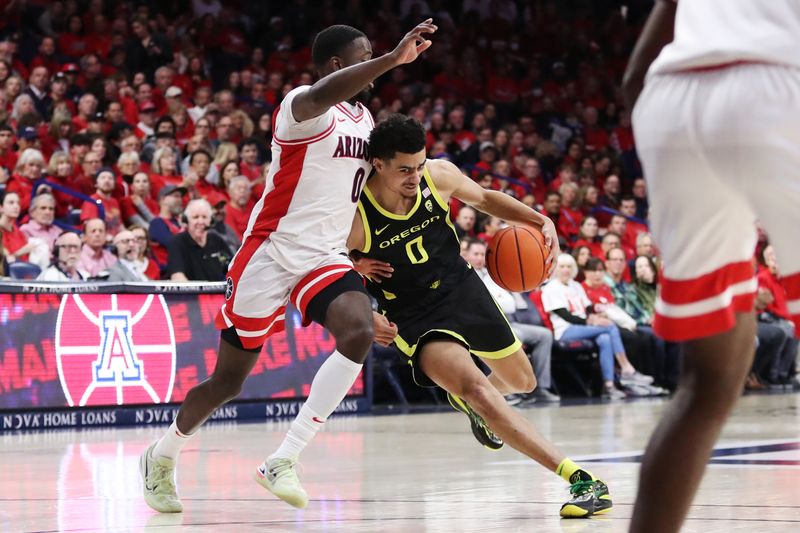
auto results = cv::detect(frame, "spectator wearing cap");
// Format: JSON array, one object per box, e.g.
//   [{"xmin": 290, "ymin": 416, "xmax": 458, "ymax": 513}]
[
  {"xmin": 37, "ymin": 232, "xmax": 88, "ymax": 282},
  {"xmin": 72, "ymin": 93, "xmax": 98, "ymax": 132},
  {"xmin": 472, "ymin": 141, "xmax": 498, "ymax": 177},
  {"xmin": 86, "ymin": 111, "xmax": 106, "ymax": 136},
  {"xmin": 149, "ymin": 184, "xmax": 186, "ymax": 268},
  {"xmin": 209, "ymin": 197, "xmax": 241, "ymax": 252},
  {"xmin": 7, "ymin": 148, "xmax": 46, "ymax": 214},
  {"xmin": 135, "ymin": 101, "xmax": 157, "ymax": 139},
  {"xmin": 105, "ymin": 229, "xmax": 149, "ymax": 282},
  {"xmin": 80, "ymin": 168, "xmax": 122, "ymax": 235},
  {"xmin": 167, "ymin": 199, "xmax": 232, "ymax": 282},
  {"xmin": 121, "ymin": 171, "xmax": 158, "ymax": 228},
  {"xmin": 20, "ymin": 193, "xmax": 61, "ymax": 252},
  {"xmin": 0, "ymin": 123, "xmax": 18, "ymax": 172},
  {"xmin": 165, "ymin": 85, "xmax": 183, "ymax": 104},
  {"xmin": 77, "ymin": 218, "xmax": 116, "ymax": 277},
  {"xmin": 15, "ymin": 124, "xmax": 40, "ymax": 153},
  {"xmin": 224, "ymin": 175, "xmax": 254, "ymax": 240},
  {"xmin": 24, "ymin": 66, "xmax": 52, "ymax": 119},
  {"xmin": 60, "ymin": 63, "xmax": 82, "ymax": 103}
]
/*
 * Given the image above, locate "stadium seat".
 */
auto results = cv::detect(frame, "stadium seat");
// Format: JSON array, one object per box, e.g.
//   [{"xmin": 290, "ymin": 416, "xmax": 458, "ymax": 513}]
[{"xmin": 8, "ymin": 261, "xmax": 42, "ymax": 280}]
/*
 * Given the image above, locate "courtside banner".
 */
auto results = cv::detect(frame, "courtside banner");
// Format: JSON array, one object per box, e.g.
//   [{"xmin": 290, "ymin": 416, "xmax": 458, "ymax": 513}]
[{"xmin": 0, "ymin": 282, "xmax": 370, "ymax": 430}]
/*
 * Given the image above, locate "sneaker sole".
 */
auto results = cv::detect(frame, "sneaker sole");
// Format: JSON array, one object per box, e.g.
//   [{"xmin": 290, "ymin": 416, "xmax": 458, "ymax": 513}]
[
  {"xmin": 254, "ymin": 468, "xmax": 309, "ymax": 509},
  {"xmin": 447, "ymin": 394, "xmax": 504, "ymax": 451},
  {"xmin": 559, "ymin": 504, "xmax": 593, "ymax": 518}
]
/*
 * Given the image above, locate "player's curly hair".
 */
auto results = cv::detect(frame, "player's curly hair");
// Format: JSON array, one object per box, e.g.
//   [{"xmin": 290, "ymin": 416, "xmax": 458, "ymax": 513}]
[
  {"xmin": 368, "ymin": 114, "xmax": 426, "ymax": 161},
  {"xmin": 312, "ymin": 25, "xmax": 366, "ymax": 67}
]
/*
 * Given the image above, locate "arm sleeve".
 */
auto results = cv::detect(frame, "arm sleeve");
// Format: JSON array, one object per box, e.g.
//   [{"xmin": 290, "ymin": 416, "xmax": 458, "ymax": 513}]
[
  {"xmin": 166, "ymin": 235, "xmax": 186, "ymax": 278},
  {"xmin": 552, "ymin": 308, "xmax": 588, "ymax": 325},
  {"xmin": 274, "ymin": 86, "xmax": 334, "ymax": 142},
  {"xmin": 149, "ymin": 218, "xmax": 173, "ymax": 248}
]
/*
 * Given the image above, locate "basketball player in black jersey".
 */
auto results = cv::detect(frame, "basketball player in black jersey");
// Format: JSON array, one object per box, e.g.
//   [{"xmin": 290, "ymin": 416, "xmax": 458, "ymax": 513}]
[{"xmin": 346, "ymin": 115, "xmax": 613, "ymax": 518}]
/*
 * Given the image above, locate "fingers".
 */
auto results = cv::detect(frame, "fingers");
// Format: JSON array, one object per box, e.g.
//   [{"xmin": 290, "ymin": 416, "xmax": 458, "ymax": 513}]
[{"xmin": 415, "ymin": 40, "xmax": 432, "ymax": 54}]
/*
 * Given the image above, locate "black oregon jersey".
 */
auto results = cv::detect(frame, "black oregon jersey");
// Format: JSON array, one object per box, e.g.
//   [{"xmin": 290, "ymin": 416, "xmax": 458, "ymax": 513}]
[{"xmin": 357, "ymin": 165, "xmax": 471, "ymax": 321}]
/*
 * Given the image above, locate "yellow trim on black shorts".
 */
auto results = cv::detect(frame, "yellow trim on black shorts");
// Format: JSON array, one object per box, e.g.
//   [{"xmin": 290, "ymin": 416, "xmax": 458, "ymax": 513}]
[{"xmin": 394, "ymin": 329, "xmax": 522, "ymax": 360}]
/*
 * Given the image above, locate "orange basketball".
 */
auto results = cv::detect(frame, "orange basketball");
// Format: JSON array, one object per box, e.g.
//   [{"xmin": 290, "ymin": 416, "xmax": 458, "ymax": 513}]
[{"xmin": 486, "ymin": 226, "xmax": 549, "ymax": 292}]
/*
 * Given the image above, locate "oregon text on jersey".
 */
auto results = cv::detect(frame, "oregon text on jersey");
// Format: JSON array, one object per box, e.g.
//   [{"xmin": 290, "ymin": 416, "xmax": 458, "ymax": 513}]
[{"xmin": 377, "ymin": 215, "xmax": 441, "ymax": 249}]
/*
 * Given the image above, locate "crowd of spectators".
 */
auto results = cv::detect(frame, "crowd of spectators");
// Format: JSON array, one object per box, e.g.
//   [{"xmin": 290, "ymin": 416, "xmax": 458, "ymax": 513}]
[{"xmin": 0, "ymin": 1, "xmax": 795, "ymax": 398}]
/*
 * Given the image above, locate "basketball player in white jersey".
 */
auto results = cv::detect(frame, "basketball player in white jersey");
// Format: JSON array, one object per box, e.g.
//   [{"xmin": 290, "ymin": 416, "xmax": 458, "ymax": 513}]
[
  {"xmin": 139, "ymin": 20, "xmax": 437, "ymax": 513},
  {"xmin": 624, "ymin": 2, "xmax": 800, "ymax": 531}
]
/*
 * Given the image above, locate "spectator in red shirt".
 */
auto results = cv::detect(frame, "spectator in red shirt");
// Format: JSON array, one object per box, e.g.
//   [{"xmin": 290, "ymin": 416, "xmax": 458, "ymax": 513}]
[
  {"xmin": 238, "ymin": 137, "xmax": 263, "ymax": 183},
  {"xmin": 607, "ymin": 214, "xmax": 636, "ymax": 259},
  {"xmin": 121, "ymin": 171, "xmax": 159, "ymax": 228},
  {"xmin": 583, "ymin": 107, "xmax": 609, "ymax": 153},
  {"xmin": 0, "ymin": 190, "xmax": 36, "ymax": 262},
  {"xmin": 558, "ymin": 182, "xmax": 583, "ymax": 242},
  {"xmin": 80, "ymin": 168, "xmax": 122, "ymax": 235},
  {"xmin": 58, "ymin": 15, "xmax": 89, "ymax": 60},
  {"xmin": 519, "ymin": 157, "xmax": 547, "ymax": 205},
  {"xmin": 186, "ymin": 149, "xmax": 226, "ymax": 206},
  {"xmin": 620, "ymin": 195, "xmax": 648, "ymax": 247},
  {"xmin": 150, "ymin": 146, "xmax": 183, "ymax": 194},
  {"xmin": 30, "ymin": 36, "xmax": 59, "ymax": 75},
  {"xmin": 574, "ymin": 215, "xmax": 604, "ymax": 260},
  {"xmin": 135, "ymin": 101, "xmax": 158, "ymax": 139},
  {"xmin": 72, "ymin": 93, "xmax": 98, "ymax": 133},
  {"xmin": 0, "ymin": 123, "xmax": 18, "ymax": 173},
  {"xmin": 7, "ymin": 148, "xmax": 46, "ymax": 214},
  {"xmin": 224, "ymin": 176, "xmax": 254, "ymax": 240},
  {"xmin": 571, "ymin": 245, "xmax": 592, "ymax": 282}
]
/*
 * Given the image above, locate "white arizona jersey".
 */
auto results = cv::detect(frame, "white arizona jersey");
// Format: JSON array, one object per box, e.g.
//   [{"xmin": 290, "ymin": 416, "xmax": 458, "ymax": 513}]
[
  {"xmin": 649, "ymin": 0, "xmax": 800, "ymax": 75},
  {"xmin": 239, "ymin": 86, "xmax": 374, "ymax": 274}
]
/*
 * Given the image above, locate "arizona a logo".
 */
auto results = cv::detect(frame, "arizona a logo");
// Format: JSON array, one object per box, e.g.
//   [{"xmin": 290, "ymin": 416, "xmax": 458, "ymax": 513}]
[{"xmin": 55, "ymin": 294, "xmax": 176, "ymax": 407}]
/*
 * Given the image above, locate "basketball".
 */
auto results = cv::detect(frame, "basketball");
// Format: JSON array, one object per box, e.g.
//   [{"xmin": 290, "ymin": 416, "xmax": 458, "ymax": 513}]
[{"xmin": 486, "ymin": 226, "xmax": 549, "ymax": 292}]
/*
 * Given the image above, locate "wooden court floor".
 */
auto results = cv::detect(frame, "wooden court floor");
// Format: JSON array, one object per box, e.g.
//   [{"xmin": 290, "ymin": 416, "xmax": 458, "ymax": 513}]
[{"xmin": 2, "ymin": 393, "xmax": 799, "ymax": 532}]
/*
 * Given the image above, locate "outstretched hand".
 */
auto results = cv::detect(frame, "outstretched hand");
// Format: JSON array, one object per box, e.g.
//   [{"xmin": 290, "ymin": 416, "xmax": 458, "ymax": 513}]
[{"xmin": 390, "ymin": 18, "xmax": 438, "ymax": 65}]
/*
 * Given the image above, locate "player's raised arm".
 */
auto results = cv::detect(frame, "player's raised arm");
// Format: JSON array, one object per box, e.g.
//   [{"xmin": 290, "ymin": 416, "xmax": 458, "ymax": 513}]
[
  {"xmin": 621, "ymin": 0, "xmax": 677, "ymax": 109},
  {"xmin": 292, "ymin": 19, "xmax": 437, "ymax": 122},
  {"xmin": 429, "ymin": 159, "xmax": 560, "ymax": 272}
]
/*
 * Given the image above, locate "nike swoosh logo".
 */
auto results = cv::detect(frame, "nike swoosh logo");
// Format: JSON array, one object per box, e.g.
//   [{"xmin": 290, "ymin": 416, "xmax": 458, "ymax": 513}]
[
  {"xmin": 375, "ymin": 224, "xmax": 390, "ymax": 236},
  {"xmin": 312, "ymin": 416, "xmax": 325, "ymax": 423}
]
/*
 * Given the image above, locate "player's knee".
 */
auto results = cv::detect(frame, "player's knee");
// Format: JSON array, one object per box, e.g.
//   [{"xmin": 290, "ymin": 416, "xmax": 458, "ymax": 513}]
[
  {"xmin": 334, "ymin": 319, "xmax": 374, "ymax": 363},
  {"xmin": 210, "ymin": 373, "xmax": 246, "ymax": 402},
  {"xmin": 520, "ymin": 372, "xmax": 537, "ymax": 394},
  {"xmin": 461, "ymin": 380, "xmax": 496, "ymax": 413}
]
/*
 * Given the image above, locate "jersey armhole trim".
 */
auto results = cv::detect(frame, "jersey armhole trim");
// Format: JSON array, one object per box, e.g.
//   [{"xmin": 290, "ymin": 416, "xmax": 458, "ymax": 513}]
[
  {"xmin": 273, "ymin": 117, "xmax": 336, "ymax": 146},
  {"xmin": 423, "ymin": 164, "xmax": 450, "ymax": 211},
  {"xmin": 357, "ymin": 201, "xmax": 371, "ymax": 253}
]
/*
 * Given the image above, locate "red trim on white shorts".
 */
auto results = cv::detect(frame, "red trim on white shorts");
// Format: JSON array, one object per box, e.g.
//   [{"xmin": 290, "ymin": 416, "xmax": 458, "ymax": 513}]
[
  {"xmin": 654, "ymin": 260, "xmax": 757, "ymax": 341},
  {"xmin": 289, "ymin": 263, "xmax": 353, "ymax": 326},
  {"xmin": 781, "ymin": 271, "xmax": 800, "ymax": 331},
  {"xmin": 215, "ymin": 142, "xmax": 308, "ymax": 344},
  {"xmin": 659, "ymin": 261, "xmax": 754, "ymax": 305}
]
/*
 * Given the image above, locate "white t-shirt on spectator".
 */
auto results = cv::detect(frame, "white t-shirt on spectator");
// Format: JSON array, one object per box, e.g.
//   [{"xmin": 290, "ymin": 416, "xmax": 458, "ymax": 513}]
[
  {"xmin": 475, "ymin": 267, "xmax": 516, "ymax": 315},
  {"xmin": 541, "ymin": 279, "xmax": 591, "ymax": 340}
]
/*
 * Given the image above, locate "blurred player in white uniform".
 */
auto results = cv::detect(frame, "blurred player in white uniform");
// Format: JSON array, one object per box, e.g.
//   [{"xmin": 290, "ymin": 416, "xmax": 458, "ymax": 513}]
[
  {"xmin": 139, "ymin": 20, "xmax": 437, "ymax": 513},
  {"xmin": 624, "ymin": 1, "xmax": 800, "ymax": 531}
]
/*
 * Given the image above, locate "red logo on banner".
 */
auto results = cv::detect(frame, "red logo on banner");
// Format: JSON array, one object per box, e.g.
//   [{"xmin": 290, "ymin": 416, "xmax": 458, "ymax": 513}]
[{"xmin": 55, "ymin": 294, "xmax": 176, "ymax": 407}]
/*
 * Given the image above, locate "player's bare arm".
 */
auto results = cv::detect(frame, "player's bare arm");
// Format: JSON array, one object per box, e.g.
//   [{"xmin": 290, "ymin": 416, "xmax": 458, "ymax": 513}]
[
  {"xmin": 292, "ymin": 19, "xmax": 437, "ymax": 122},
  {"xmin": 621, "ymin": 0, "xmax": 676, "ymax": 109},
  {"xmin": 347, "ymin": 211, "xmax": 394, "ymax": 283},
  {"xmin": 427, "ymin": 158, "xmax": 560, "ymax": 272}
]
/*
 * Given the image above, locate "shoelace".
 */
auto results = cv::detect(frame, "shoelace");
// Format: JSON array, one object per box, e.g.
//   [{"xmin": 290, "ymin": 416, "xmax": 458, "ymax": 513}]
[
  {"xmin": 465, "ymin": 405, "xmax": 501, "ymax": 440},
  {"xmin": 150, "ymin": 461, "xmax": 177, "ymax": 496},
  {"xmin": 569, "ymin": 480, "xmax": 596, "ymax": 496}
]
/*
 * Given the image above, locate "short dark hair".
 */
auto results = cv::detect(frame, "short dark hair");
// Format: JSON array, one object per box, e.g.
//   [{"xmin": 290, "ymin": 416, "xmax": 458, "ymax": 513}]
[
  {"xmin": 0, "ymin": 123, "xmax": 12, "ymax": 134},
  {"xmin": 584, "ymin": 257, "xmax": 604, "ymax": 271},
  {"xmin": 312, "ymin": 25, "xmax": 366, "ymax": 67},
  {"xmin": 239, "ymin": 136, "xmax": 259, "ymax": 150},
  {"xmin": 368, "ymin": 114, "xmax": 426, "ymax": 161},
  {"xmin": 189, "ymin": 149, "xmax": 212, "ymax": 165},
  {"xmin": 620, "ymin": 195, "xmax": 636, "ymax": 204}
]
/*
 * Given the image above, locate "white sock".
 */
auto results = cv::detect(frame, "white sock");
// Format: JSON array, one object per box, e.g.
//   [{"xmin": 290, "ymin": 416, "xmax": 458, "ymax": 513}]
[
  {"xmin": 153, "ymin": 420, "xmax": 194, "ymax": 460},
  {"xmin": 270, "ymin": 350, "xmax": 363, "ymax": 461}
]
